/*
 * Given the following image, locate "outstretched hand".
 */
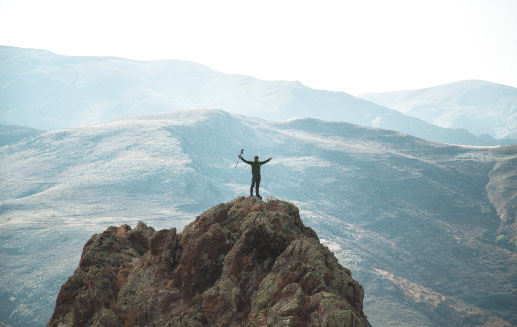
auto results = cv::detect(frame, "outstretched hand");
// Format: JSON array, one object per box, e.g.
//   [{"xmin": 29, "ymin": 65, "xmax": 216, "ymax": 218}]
[{"xmin": 268, "ymin": 157, "xmax": 272, "ymax": 160}]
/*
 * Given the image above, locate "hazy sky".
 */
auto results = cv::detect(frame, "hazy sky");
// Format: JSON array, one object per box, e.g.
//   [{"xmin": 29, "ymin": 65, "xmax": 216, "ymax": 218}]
[{"xmin": 1, "ymin": 0, "xmax": 516, "ymax": 95}]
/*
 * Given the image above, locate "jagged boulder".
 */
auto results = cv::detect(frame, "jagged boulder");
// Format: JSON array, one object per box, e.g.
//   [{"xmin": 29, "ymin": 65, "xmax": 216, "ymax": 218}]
[{"xmin": 49, "ymin": 197, "xmax": 371, "ymax": 327}]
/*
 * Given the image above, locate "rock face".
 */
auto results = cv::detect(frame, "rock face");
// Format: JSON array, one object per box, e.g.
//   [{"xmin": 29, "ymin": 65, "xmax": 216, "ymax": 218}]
[{"xmin": 48, "ymin": 197, "xmax": 371, "ymax": 327}]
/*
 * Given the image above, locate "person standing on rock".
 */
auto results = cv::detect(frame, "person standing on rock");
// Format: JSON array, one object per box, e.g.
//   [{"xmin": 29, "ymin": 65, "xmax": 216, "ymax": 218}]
[{"xmin": 238, "ymin": 154, "xmax": 272, "ymax": 198}]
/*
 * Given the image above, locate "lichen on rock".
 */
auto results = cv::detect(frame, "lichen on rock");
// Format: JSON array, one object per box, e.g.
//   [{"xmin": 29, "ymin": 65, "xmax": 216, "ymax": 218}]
[{"xmin": 49, "ymin": 197, "xmax": 371, "ymax": 327}]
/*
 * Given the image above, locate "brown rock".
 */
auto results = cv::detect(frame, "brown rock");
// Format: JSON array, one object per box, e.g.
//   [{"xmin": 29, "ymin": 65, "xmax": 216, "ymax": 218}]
[{"xmin": 49, "ymin": 197, "xmax": 371, "ymax": 327}]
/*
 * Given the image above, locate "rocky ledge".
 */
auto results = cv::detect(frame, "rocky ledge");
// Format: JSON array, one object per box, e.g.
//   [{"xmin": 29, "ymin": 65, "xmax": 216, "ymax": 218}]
[{"xmin": 49, "ymin": 197, "xmax": 371, "ymax": 327}]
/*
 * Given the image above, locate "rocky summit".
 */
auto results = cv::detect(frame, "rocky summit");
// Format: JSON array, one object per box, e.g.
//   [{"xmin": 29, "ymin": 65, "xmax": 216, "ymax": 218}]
[{"xmin": 48, "ymin": 197, "xmax": 371, "ymax": 327}]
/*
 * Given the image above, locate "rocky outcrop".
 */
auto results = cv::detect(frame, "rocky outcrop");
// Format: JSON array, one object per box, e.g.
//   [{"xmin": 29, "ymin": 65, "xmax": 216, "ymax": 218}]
[{"xmin": 49, "ymin": 197, "xmax": 371, "ymax": 327}]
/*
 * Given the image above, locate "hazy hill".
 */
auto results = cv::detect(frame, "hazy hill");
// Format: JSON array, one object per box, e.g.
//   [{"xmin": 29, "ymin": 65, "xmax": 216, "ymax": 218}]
[
  {"xmin": 0, "ymin": 110, "xmax": 515, "ymax": 327},
  {"xmin": 0, "ymin": 45, "xmax": 512, "ymax": 146},
  {"xmin": 0, "ymin": 124, "xmax": 43, "ymax": 146},
  {"xmin": 361, "ymin": 80, "xmax": 517, "ymax": 139}
]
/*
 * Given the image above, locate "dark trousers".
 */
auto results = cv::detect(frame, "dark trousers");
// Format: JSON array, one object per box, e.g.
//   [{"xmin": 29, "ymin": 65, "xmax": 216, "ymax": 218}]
[{"xmin": 251, "ymin": 175, "xmax": 261, "ymax": 196}]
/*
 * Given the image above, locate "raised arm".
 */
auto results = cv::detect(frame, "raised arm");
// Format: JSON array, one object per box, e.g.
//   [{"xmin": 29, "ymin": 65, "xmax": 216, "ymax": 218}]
[
  {"xmin": 239, "ymin": 155, "xmax": 252, "ymax": 165},
  {"xmin": 259, "ymin": 157, "xmax": 272, "ymax": 165}
]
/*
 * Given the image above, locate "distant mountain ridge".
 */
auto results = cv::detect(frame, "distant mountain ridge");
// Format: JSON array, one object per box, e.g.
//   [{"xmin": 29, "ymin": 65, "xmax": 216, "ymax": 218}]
[
  {"xmin": 1, "ymin": 110, "xmax": 515, "ymax": 327},
  {"xmin": 0, "ymin": 124, "xmax": 43, "ymax": 146},
  {"xmin": 0, "ymin": 45, "xmax": 513, "ymax": 146},
  {"xmin": 361, "ymin": 80, "xmax": 517, "ymax": 139}
]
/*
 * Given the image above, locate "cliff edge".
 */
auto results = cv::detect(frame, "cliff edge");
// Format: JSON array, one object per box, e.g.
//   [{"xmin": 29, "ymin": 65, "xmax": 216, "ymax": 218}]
[{"xmin": 49, "ymin": 197, "xmax": 371, "ymax": 327}]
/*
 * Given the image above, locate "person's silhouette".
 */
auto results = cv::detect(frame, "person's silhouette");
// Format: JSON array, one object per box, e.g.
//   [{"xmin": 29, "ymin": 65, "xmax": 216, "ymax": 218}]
[{"xmin": 238, "ymin": 154, "xmax": 272, "ymax": 198}]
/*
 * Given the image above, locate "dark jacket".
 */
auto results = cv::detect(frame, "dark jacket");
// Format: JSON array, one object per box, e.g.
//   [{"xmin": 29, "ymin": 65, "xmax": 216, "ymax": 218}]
[{"xmin": 241, "ymin": 157, "xmax": 271, "ymax": 176}]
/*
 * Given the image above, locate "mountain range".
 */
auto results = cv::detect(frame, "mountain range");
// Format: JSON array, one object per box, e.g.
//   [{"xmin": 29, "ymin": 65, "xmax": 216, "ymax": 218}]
[
  {"xmin": 1, "ymin": 110, "xmax": 515, "ymax": 327},
  {"xmin": 1, "ymin": 45, "xmax": 515, "ymax": 146},
  {"xmin": 361, "ymin": 80, "xmax": 517, "ymax": 139}
]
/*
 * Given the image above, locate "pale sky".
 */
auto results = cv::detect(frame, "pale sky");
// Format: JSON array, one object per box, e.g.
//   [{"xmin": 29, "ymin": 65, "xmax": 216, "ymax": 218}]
[{"xmin": 1, "ymin": 0, "xmax": 516, "ymax": 95}]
